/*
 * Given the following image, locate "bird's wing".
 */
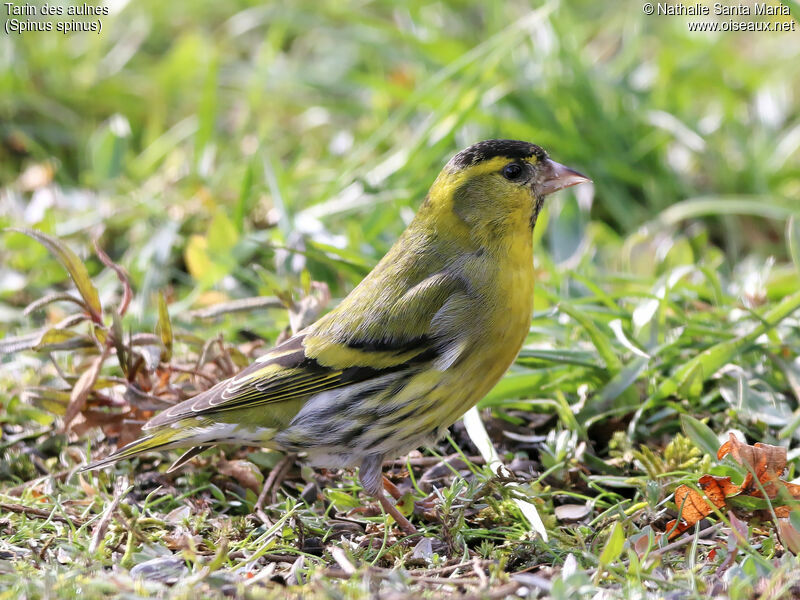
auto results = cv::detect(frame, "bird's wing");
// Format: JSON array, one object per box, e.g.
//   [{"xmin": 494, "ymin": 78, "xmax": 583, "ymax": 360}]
[
  {"xmin": 144, "ymin": 271, "xmax": 472, "ymax": 430},
  {"xmin": 144, "ymin": 333, "xmax": 388, "ymax": 429},
  {"xmin": 302, "ymin": 270, "xmax": 473, "ymax": 369}
]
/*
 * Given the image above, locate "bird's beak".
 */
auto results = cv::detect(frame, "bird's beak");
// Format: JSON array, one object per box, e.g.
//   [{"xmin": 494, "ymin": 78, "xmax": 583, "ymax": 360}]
[{"xmin": 538, "ymin": 159, "xmax": 591, "ymax": 196}]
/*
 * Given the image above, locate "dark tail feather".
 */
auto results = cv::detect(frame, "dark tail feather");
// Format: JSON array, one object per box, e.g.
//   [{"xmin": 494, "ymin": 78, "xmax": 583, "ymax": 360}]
[
  {"xmin": 167, "ymin": 446, "xmax": 209, "ymax": 473},
  {"xmin": 79, "ymin": 429, "xmax": 186, "ymax": 472}
]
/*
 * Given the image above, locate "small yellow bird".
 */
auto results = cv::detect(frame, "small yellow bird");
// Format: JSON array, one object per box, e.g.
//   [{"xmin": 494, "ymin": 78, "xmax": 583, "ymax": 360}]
[{"xmin": 83, "ymin": 140, "xmax": 589, "ymax": 533}]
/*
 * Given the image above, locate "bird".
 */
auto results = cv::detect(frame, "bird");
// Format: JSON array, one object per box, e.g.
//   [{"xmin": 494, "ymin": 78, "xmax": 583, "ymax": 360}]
[{"xmin": 81, "ymin": 139, "xmax": 590, "ymax": 534}]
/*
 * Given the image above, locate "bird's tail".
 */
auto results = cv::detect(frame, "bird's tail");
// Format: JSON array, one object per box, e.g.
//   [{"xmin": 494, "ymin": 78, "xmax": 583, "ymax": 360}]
[{"xmin": 79, "ymin": 427, "xmax": 193, "ymax": 472}]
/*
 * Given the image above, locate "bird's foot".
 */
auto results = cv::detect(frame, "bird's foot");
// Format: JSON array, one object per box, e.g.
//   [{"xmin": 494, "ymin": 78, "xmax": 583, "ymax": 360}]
[
  {"xmin": 382, "ymin": 476, "xmax": 438, "ymax": 520},
  {"xmin": 254, "ymin": 452, "xmax": 297, "ymax": 524},
  {"xmin": 412, "ymin": 492, "xmax": 438, "ymax": 519},
  {"xmin": 377, "ymin": 493, "xmax": 417, "ymax": 536}
]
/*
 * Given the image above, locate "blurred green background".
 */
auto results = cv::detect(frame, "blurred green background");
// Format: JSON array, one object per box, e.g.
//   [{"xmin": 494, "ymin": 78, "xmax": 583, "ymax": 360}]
[{"xmin": 1, "ymin": 0, "xmax": 799, "ymax": 386}]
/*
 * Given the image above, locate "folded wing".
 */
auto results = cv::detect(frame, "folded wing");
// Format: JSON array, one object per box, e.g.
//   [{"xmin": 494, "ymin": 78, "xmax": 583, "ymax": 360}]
[{"xmin": 144, "ymin": 270, "xmax": 473, "ymax": 431}]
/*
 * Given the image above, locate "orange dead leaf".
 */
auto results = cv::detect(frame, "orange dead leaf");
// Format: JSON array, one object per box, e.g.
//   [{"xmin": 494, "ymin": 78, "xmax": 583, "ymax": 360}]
[
  {"xmin": 667, "ymin": 475, "xmax": 740, "ymax": 539},
  {"xmin": 669, "ymin": 433, "xmax": 800, "ymax": 540},
  {"xmin": 774, "ymin": 504, "xmax": 800, "ymax": 518},
  {"xmin": 718, "ymin": 433, "xmax": 786, "ymax": 495},
  {"xmin": 718, "ymin": 433, "xmax": 800, "ymax": 508}
]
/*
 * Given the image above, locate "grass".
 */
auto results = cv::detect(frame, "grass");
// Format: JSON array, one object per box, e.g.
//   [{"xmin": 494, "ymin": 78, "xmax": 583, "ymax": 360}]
[{"xmin": 2, "ymin": 1, "xmax": 800, "ymax": 598}]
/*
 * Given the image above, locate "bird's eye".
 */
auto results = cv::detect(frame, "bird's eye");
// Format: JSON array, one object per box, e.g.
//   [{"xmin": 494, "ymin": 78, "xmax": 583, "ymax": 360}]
[{"xmin": 502, "ymin": 163, "xmax": 523, "ymax": 180}]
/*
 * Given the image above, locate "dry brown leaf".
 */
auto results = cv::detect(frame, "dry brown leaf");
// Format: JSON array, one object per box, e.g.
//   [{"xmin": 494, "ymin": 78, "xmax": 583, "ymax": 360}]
[
  {"xmin": 94, "ymin": 240, "xmax": 132, "ymax": 317},
  {"xmin": 217, "ymin": 459, "xmax": 264, "ymax": 494},
  {"xmin": 115, "ymin": 418, "xmax": 150, "ymax": 448},
  {"xmin": 718, "ymin": 434, "xmax": 800, "ymax": 506},
  {"xmin": 718, "ymin": 433, "xmax": 786, "ymax": 495},
  {"xmin": 64, "ymin": 350, "xmax": 108, "ymax": 430},
  {"xmin": 666, "ymin": 474, "xmax": 739, "ymax": 539},
  {"xmin": 78, "ymin": 474, "xmax": 98, "ymax": 498},
  {"xmin": 554, "ymin": 504, "xmax": 591, "ymax": 522},
  {"xmin": 778, "ymin": 517, "xmax": 800, "ymax": 555},
  {"xmin": 669, "ymin": 433, "xmax": 800, "ymax": 540}
]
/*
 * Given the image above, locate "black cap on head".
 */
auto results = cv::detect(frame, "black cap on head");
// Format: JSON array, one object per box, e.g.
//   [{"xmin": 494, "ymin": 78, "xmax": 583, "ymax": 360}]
[{"xmin": 448, "ymin": 139, "xmax": 547, "ymax": 171}]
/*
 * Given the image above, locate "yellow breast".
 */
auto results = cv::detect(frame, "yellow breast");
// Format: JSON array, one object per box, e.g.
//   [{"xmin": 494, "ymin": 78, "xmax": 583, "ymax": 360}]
[{"xmin": 438, "ymin": 234, "xmax": 535, "ymax": 426}]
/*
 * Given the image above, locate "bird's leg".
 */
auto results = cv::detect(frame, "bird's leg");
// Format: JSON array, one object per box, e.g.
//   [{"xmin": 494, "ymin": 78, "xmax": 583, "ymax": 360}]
[
  {"xmin": 383, "ymin": 475, "xmax": 439, "ymax": 520},
  {"xmin": 254, "ymin": 452, "xmax": 296, "ymax": 525},
  {"xmin": 382, "ymin": 475, "xmax": 403, "ymax": 500},
  {"xmin": 384, "ymin": 474, "xmax": 439, "ymax": 511},
  {"xmin": 361, "ymin": 455, "xmax": 416, "ymax": 535}
]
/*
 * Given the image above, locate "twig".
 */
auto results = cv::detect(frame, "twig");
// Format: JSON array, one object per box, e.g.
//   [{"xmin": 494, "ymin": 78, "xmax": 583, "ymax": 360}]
[
  {"xmin": 255, "ymin": 454, "xmax": 297, "ymax": 524},
  {"xmin": 94, "ymin": 240, "xmax": 132, "ymax": 317},
  {"xmin": 0, "ymin": 502, "xmax": 87, "ymax": 525},
  {"xmin": 37, "ymin": 535, "xmax": 55, "ymax": 560},
  {"xmin": 472, "ymin": 555, "xmax": 489, "ymax": 588},
  {"xmin": 23, "ymin": 293, "xmax": 87, "ymax": 317},
  {"xmin": 408, "ymin": 560, "xmax": 489, "ymax": 576},
  {"xmin": 123, "ymin": 383, "xmax": 175, "ymax": 409},
  {"xmin": 214, "ymin": 336, "xmax": 237, "ymax": 376},
  {"xmin": 169, "ymin": 364, "xmax": 219, "ymax": 386},
  {"xmin": 262, "ymin": 553, "xmax": 302, "ymax": 563},
  {"xmin": 187, "ymin": 296, "xmax": 284, "ymax": 320},
  {"xmin": 462, "ymin": 582, "xmax": 525, "ymax": 600},
  {"xmin": 510, "ymin": 572, "xmax": 553, "ymax": 594},
  {"xmin": 6, "ymin": 469, "xmax": 71, "ymax": 497},
  {"xmin": 649, "ymin": 523, "xmax": 723, "ymax": 558},
  {"xmin": 385, "ymin": 456, "xmax": 486, "ymax": 467},
  {"xmin": 321, "ymin": 568, "xmax": 485, "ymax": 586},
  {"xmin": 89, "ymin": 478, "xmax": 133, "ymax": 554}
]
